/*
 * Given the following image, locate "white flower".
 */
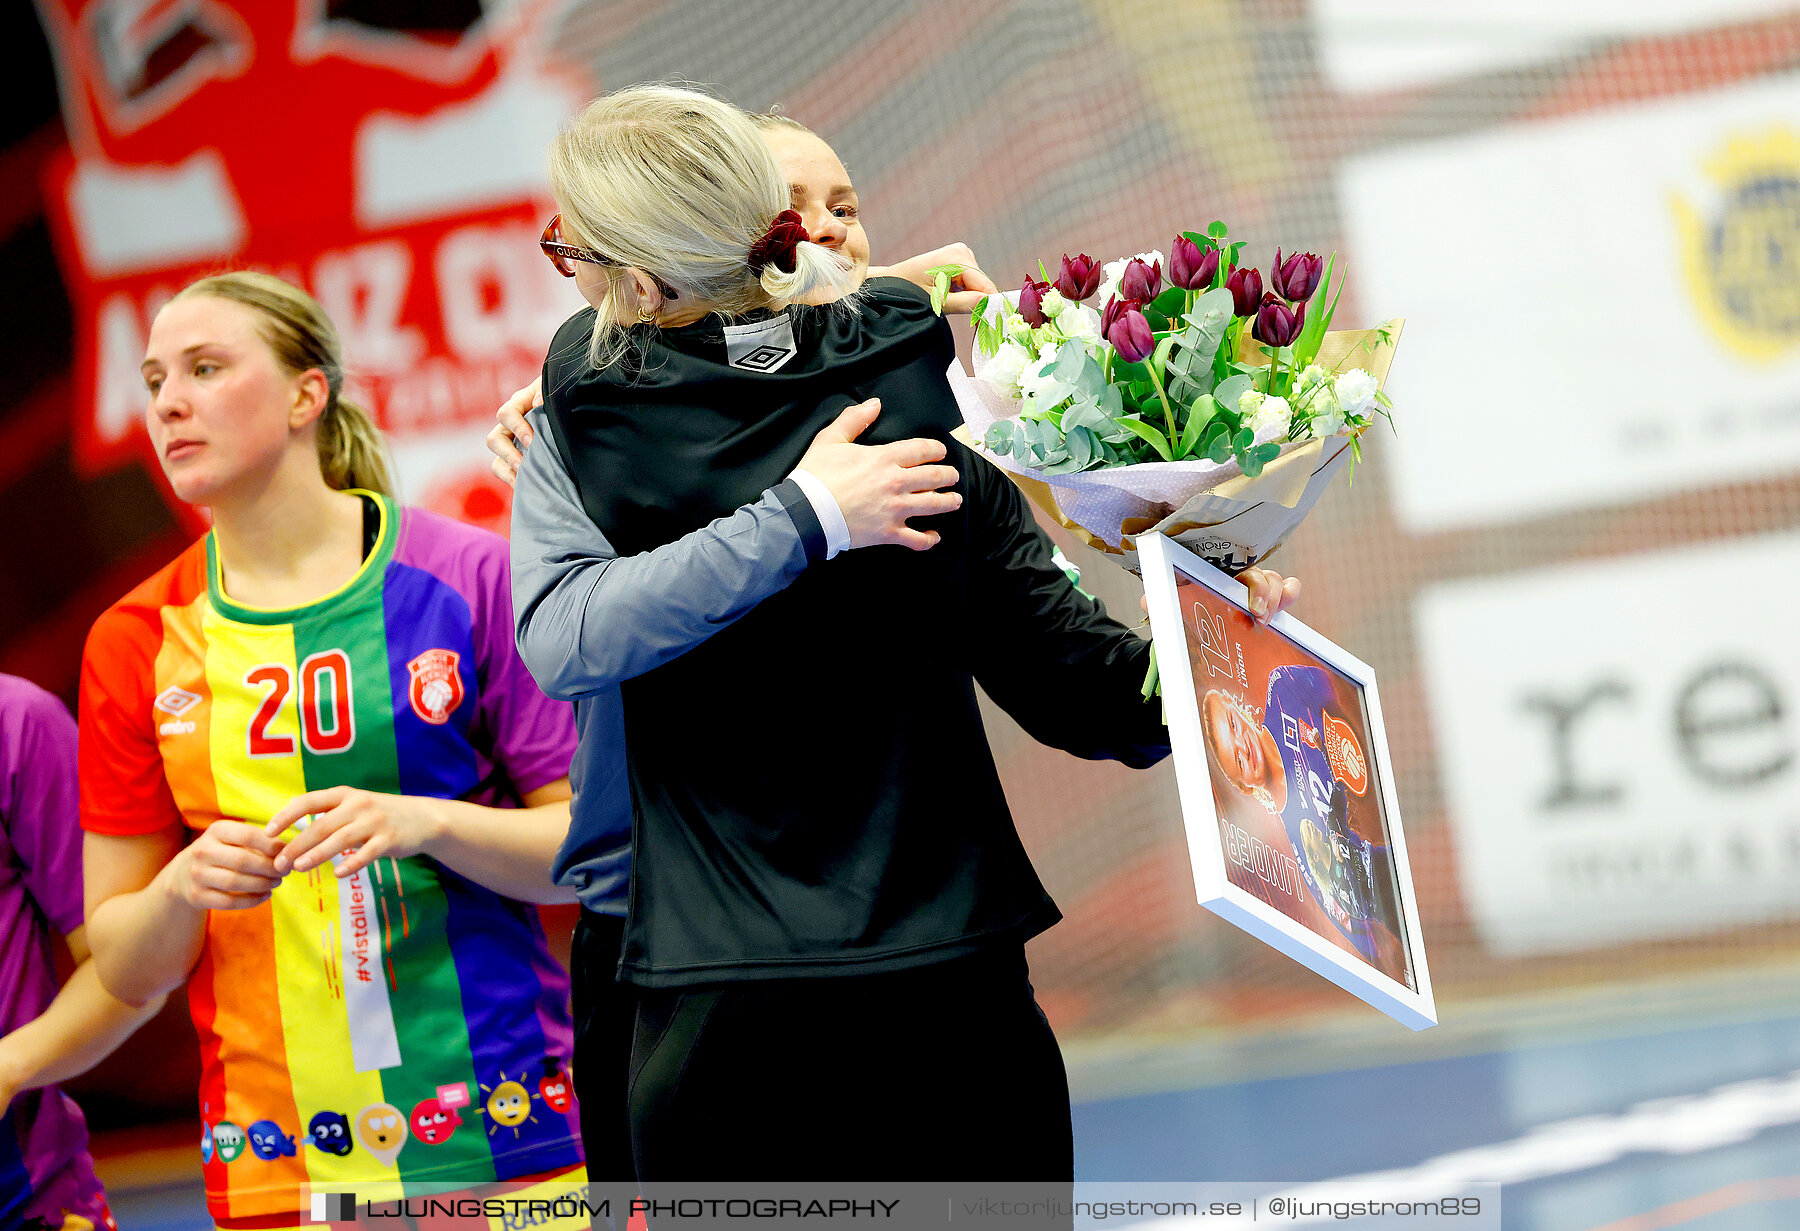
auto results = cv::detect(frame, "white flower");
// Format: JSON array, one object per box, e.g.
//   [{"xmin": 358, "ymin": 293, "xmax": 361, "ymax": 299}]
[
  {"xmin": 1308, "ymin": 403, "xmax": 1349, "ymax": 440},
  {"xmin": 1334, "ymin": 368, "xmax": 1379, "ymax": 417},
  {"xmin": 1094, "ymin": 249, "xmax": 1166, "ymax": 308},
  {"xmin": 1247, "ymin": 394, "xmax": 1293, "ymax": 446},
  {"xmin": 1057, "ymin": 302, "xmax": 1102, "ymax": 344},
  {"xmin": 1005, "ymin": 314, "xmax": 1035, "ymax": 346},
  {"xmin": 1237, "ymin": 388, "xmax": 1266, "ymax": 415},
  {"xmin": 1294, "ymin": 364, "xmax": 1332, "ymax": 396},
  {"xmin": 1017, "ymin": 348, "xmax": 1066, "ymax": 403},
  {"xmin": 981, "ymin": 340, "xmax": 1031, "ymax": 395},
  {"xmin": 1039, "ymin": 288, "xmax": 1068, "ymax": 319},
  {"xmin": 1035, "ymin": 330, "xmax": 1062, "ymax": 360}
]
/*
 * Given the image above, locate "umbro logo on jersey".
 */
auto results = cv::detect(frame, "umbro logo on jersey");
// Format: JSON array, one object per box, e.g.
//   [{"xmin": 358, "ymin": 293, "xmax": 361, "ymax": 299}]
[
  {"xmin": 723, "ymin": 313, "xmax": 798, "ymax": 373},
  {"xmin": 736, "ymin": 344, "xmax": 792, "ymax": 371},
  {"xmin": 155, "ymin": 685, "xmax": 202, "ymax": 717},
  {"xmin": 155, "ymin": 685, "xmax": 202, "ymax": 736}
]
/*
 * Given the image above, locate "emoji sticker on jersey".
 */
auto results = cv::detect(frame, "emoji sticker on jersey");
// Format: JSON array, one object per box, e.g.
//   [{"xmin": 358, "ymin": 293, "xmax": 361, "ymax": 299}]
[
  {"xmin": 200, "ymin": 1122, "xmax": 215, "ymax": 1164},
  {"xmin": 354, "ymin": 1103, "xmax": 408, "ymax": 1166},
  {"xmin": 308, "ymin": 1110, "xmax": 354, "ymax": 1156},
  {"xmin": 213, "ymin": 1121, "xmax": 246, "ymax": 1163},
  {"xmin": 410, "ymin": 1095, "xmax": 463, "ymax": 1144},
  {"xmin": 407, "ymin": 648, "xmax": 464, "ymax": 725},
  {"xmin": 539, "ymin": 1063, "xmax": 572, "ymax": 1114},
  {"xmin": 481, "ymin": 1075, "xmax": 533, "ymax": 1137},
  {"xmin": 248, "ymin": 1119, "xmax": 297, "ymax": 1160}
]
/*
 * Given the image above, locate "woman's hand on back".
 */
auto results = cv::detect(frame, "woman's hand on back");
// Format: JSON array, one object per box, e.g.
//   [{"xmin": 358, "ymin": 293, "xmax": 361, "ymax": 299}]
[
  {"xmin": 487, "ymin": 377, "xmax": 543, "ymax": 486},
  {"xmin": 796, "ymin": 399, "xmax": 962, "ymax": 552}
]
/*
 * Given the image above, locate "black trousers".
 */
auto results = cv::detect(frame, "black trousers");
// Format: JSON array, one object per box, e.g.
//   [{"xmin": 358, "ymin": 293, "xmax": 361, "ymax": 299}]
[
  {"xmin": 624, "ymin": 944, "xmax": 1074, "ymax": 1182},
  {"xmin": 569, "ymin": 909, "xmax": 638, "ymax": 1185}
]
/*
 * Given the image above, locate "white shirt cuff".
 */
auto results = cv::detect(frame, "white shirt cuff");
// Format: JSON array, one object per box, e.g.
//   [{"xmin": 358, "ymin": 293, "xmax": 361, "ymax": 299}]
[{"xmin": 787, "ymin": 467, "xmax": 851, "ymax": 560}]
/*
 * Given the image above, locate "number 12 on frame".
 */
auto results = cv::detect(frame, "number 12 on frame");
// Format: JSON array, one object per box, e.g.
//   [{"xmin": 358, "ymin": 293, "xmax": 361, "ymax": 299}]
[{"xmin": 1138, "ymin": 532, "xmax": 1436, "ymax": 1029}]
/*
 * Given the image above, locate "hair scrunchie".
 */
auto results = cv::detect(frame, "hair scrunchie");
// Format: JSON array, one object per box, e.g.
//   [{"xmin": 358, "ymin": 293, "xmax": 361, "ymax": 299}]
[{"xmin": 746, "ymin": 209, "xmax": 809, "ymax": 275}]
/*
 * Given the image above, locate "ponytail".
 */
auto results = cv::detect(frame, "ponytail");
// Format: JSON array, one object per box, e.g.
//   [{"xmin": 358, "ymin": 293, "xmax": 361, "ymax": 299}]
[
  {"xmin": 758, "ymin": 238, "xmax": 857, "ymax": 305},
  {"xmin": 316, "ymin": 396, "xmax": 395, "ymax": 496}
]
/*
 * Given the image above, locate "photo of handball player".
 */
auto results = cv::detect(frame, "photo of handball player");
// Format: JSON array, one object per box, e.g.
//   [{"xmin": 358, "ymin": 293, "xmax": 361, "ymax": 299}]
[{"xmin": 1186, "ymin": 577, "xmax": 1413, "ymax": 987}]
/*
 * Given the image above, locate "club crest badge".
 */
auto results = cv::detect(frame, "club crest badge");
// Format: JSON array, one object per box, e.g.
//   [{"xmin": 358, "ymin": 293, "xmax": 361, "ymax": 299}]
[
  {"xmin": 407, "ymin": 649, "xmax": 463, "ymax": 725},
  {"xmin": 1323, "ymin": 712, "xmax": 1368, "ymax": 796},
  {"xmin": 1672, "ymin": 127, "xmax": 1800, "ymax": 363}
]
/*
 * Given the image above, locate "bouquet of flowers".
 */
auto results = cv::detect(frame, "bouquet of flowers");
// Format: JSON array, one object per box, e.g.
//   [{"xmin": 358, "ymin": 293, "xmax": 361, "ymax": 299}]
[{"xmin": 938, "ymin": 221, "xmax": 1401, "ymax": 574}]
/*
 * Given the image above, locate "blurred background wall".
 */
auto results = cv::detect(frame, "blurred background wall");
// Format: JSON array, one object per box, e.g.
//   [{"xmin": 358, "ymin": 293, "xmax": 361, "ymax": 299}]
[{"xmin": 6, "ymin": 1, "xmax": 1800, "ymax": 1226}]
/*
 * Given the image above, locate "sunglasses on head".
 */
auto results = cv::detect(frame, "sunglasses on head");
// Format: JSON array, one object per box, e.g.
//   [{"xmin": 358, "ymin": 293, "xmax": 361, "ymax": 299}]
[{"xmin": 540, "ymin": 215, "xmax": 678, "ymax": 299}]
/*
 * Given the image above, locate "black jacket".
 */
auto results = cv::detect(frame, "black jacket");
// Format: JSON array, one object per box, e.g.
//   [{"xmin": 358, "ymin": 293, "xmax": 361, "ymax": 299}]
[{"xmin": 541, "ymin": 278, "xmax": 1170, "ymax": 987}]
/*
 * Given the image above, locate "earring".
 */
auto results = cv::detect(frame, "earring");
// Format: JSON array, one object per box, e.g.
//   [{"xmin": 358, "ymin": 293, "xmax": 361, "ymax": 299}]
[{"xmin": 637, "ymin": 307, "xmax": 656, "ymax": 324}]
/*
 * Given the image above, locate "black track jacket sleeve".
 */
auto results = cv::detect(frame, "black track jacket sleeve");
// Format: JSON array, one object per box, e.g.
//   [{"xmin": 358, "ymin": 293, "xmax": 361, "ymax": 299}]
[{"xmin": 962, "ymin": 445, "xmax": 1171, "ymax": 769}]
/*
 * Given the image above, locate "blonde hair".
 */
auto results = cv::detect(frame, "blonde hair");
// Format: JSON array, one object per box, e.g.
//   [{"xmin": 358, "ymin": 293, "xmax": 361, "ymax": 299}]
[
  {"xmin": 749, "ymin": 109, "xmax": 814, "ymax": 136},
  {"xmin": 173, "ymin": 271, "xmax": 394, "ymax": 496},
  {"xmin": 547, "ymin": 85, "xmax": 859, "ymax": 367}
]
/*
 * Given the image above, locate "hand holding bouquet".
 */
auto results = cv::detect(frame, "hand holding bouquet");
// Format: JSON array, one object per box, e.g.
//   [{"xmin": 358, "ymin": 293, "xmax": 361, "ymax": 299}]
[{"xmin": 943, "ymin": 221, "xmax": 1401, "ymax": 573}]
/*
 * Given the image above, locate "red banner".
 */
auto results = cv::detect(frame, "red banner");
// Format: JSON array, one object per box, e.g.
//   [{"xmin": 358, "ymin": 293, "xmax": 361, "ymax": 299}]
[{"xmin": 37, "ymin": 0, "xmax": 588, "ymax": 534}]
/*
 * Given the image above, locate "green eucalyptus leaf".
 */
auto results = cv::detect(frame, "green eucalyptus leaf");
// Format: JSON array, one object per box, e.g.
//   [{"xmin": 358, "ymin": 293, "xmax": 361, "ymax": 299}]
[
  {"xmin": 1233, "ymin": 427, "xmax": 1255, "ymax": 452},
  {"xmin": 1066, "ymin": 425, "xmax": 1097, "ymax": 469},
  {"xmin": 1098, "ymin": 384, "xmax": 1124, "ymax": 418},
  {"xmin": 1072, "ymin": 355, "xmax": 1106, "ymax": 400},
  {"xmin": 1061, "ymin": 399, "xmax": 1107, "ymax": 435},
  {"xmin": 1180, "ymin": 229, "xmax": 1214, "ymax": 250},
  {"xmin": 1214, "ymin": 373, "xmax": 1254, "ymax": 414},
  {"xmin": 1207, "ymin": 431, "xmax": 1234, "ymax": 464},
  {"xmin": 1207, "ymin": 220, "xmax": 1228, "ymax": 240}
]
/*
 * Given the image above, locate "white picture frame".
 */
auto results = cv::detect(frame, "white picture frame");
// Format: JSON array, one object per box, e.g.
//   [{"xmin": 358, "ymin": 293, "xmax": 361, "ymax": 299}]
[{"xmin": 1138, "ymin": 531, "xmax": 1437, "ymax": 1030}]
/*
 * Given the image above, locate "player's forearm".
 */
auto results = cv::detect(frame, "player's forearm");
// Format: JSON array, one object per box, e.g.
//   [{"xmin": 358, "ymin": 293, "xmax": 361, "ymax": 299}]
[
  {"xmin": 86, "ymin": 869, "xmax": 207, "ymax": 1005},
  {"xmin": 421, "ymin": 799, "xmax": 578, "ymax": 905},
  {"xmin": 0, "ymin": 959, "xmax": 163, "ymax": 1094}
]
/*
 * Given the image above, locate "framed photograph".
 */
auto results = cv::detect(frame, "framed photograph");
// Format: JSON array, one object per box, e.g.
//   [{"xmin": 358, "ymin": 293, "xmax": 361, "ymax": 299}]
[{"xmin": 1138, "ymin": 532, "xmax": 1437, "ymax": 1030}]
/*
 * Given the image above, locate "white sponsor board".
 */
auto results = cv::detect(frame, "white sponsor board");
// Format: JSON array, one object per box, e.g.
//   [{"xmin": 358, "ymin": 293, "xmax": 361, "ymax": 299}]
[
  {"xmin": 1417, "ymin": 533, "xmax": 1800, "ymax": 956},
  {"xmin": 1339, "ymin": 72, "xmax": 1800, "ymax": 532},
  {"xmin": 1313, "ymin": 0, "xmax": 1798, "ymax": 96}
]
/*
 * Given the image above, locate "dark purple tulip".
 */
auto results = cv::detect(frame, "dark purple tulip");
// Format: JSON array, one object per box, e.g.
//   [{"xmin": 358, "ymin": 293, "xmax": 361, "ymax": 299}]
[
  {"xmin": 1170, "ymin": 236, "xmax": 1220, "ymax": 291},
  {"xmin": 1055, "ymin": 253, "xmax": 1103, "ymax": 301},
  {"xmin": 1270, "ymin": 248, "xmax": 1324, "ymax": 302},
  {"xmin": 1104, "ymin": 298, "xmax": 1155, "ymax": 363},
  {"xmin": 1252, "ymin": 293, "xmax": 1305, "ymax": 349},
  {"xmin": 1018, "ymin": 277, "xmax": 1051, "ymax": 327},
  {"xmin": 1100, "ymin": 294, "xmax": 1126, "ymax": 336},
  {"xmin": 1227, "ymin": 266, "xmax": 1263, "ymax": 317},
  {"xmin": 1120, "ymin": 257, "xmax": 1162, "ymax": 304}
]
